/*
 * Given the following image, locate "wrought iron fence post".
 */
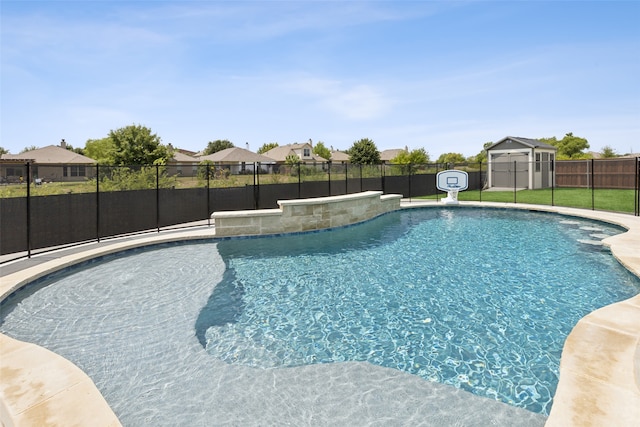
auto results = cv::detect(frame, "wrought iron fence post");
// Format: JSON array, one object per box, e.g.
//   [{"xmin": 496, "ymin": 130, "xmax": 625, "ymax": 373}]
[
  {"xmin": 256, "ymin": 162, "xmax": 260, "ymax": 209},
  {"xmin": 156, "ymin": 164, "xmax": 160, "ymax": 232},
  {"xmin": 252, "ymin": 162, "xmax": 256, "ymax": 209},
  {"xmin": 207, "ymin": 163, "xmax": 211, "ymax": 226},
  {"xmin": 479, "ymin": 161, "xmax": 483, "ymax": 202},
  {"xmin": 591, "ymin": 158, "xmax": 595, "ymax": 210},
  {"xmin": 297, "ymin": 162, "xmax": 301, "ymax": 199},
  {"xmin": 327, "ymin": 161, "xmax": 331, "ymax": 196},
  {"xmin": 96, "ymin": 164, "xmax": 100, "ymax": 242},
  {"xmin": 408, "ymin": 163, "xmax": 412, "ymax": 201},
  {"xmin": 513, "ymin": 160, "xmax": 517, "ymax": 204},
  {"xmin": 26, "ymin": 161, "xmax": 31, "ymax": 258},
  {"xmin": 381, "ymin": 163, "xmax": 385, "ymax": 194},
  {"xmin": 345, "ymin": 163, "xmax": 348, "ymax": 194},
  {"xmin": 635, "ymin": 157, "xmax": 639, "ymax": 216},
  {"xmin": 551, "ymin": 159, "xmax": 555, "ymax": 207},
  {"xmin": 435, "ymin": 163, "xmax": 440, "ymax": 202},
  {"xmin": 359, "ymin": 164, "xmax": 363, "ymax": 192}
]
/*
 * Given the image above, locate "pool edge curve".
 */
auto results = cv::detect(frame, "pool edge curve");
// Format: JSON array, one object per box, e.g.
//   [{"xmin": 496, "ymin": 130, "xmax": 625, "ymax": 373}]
[{"xmin": 1, "ymin": 200, "xmax": 639, "ymax": 426}]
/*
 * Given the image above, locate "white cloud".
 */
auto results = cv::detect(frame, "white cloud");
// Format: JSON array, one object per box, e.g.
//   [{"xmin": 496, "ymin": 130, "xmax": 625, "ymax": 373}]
[{"xmin": 284, "ymin": 77, "xmax": 391, "ymax": 120}]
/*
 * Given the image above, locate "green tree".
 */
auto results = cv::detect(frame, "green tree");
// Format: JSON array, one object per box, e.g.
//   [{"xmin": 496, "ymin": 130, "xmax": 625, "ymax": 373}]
[
  {"xmin": 0, "ymin": 146, "xmax": 8, "ymax": 155},
  {"xmin": 203, "ymin": 139, "xmax": 234, "ymax": 155},
  {"xmin": 348, "ymin": 138, "xmax": 380, "ymax": 164},
  {"xmin": 437, "ymin": 152, "xmax": 466, "ymax": 165},
  {"xmin": 60, "ymin": 142, "xmax": 85, "ymax": 155},
  {"xmin": 313, "ymin": 141, "xmax": 331, "ymax": 160},
  {"xmin": 285, "ymin": 154, "xmax": 300, "ymax": 166},
  {"xmin": 84, "ymin": 137, "xmax": 116, "ymax": 163},
  {"xmin": 391, "ymin": 148, "xmax": 430, "ymax": 164},
  {"xmin": 20, "ymin": 145, "xmax": 38, "ymax": 153},
  {"xmin": 109, "ymin": 124, "xmax": 171, "ymax": 166},
  {"xmin": 541, "ymin": 133, "xmax": 589, "ymax": 159},
  {"xmin": 391, "ymin": 148, "xmax": 430, "ymax": 174},
  {"xmin": 197, "ymin": 160, "xmax": 216, "ymax": 181},
  {"xmin": 600, "ymin": 145, "xmax": 618, "ymax": 158},
  {"xmin": 468, "ymin": 142, "xmax": 493, "ymax": 164},
  {"xmin": 257, "ymin": 142, "xmax": 278, "ymax": 154},
  {"xmin": 95, "ymin": 166, "xmax": 174, "ymax": 190}
]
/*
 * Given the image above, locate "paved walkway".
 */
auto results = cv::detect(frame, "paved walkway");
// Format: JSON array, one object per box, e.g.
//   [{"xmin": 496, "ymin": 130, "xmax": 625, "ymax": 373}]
[{"xmin": 1, "ymin": 201, "xmax": 638, "ymax": 426}]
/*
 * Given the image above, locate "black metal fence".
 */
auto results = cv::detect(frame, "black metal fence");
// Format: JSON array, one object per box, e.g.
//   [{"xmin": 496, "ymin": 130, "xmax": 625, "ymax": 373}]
[{"xmin": 1, "ymin": 159, "xmax": 639, "ymax": 260}]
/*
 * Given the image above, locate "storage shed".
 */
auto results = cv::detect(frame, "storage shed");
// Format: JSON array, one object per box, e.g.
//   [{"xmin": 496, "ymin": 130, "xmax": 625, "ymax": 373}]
[{"xmin": 486, "ymin": 136, "xmax": 557, "ymax": 189}]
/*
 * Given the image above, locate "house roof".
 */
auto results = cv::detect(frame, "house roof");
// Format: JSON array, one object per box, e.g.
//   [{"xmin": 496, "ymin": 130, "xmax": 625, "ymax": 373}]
[
  {"xmin": 262, "ymin": 145, "xmax": 296, "ymax": 161},
  {"xmin": 1, "ymin": 145, "xmax": 96, "ymax": 164},
  {"xmin": 170, "ymin": 151, "xmax": 199, "ymax": 162},
  {"xmin": 198, "ymin": 147, "xmax": 275, "ymax": 163},
  {"xmin": 380, "ymin": 149, "xmax": 406, "ymax": 161},
  {"xmin": 487, "ymin": 136, "xmax": 557, "ymax": 151},
  {"xmin": 262, "ymin": 143, "xmax": 324, "ymax": 162},
  {"xmin": 175, "ymin": 148, "xmax": 198, "ymax": 156},
  {"xmin": 330, "ymin": 150, "xmax": 350, "ymax": 162}
]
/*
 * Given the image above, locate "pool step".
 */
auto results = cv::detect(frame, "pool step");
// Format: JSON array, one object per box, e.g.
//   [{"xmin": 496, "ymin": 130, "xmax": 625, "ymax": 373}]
[
  {"xmin": 579, "ymin": 226, "xmax": 604, "ymax": 232},
  {"xmin": 578, "ymin": 239, "xmax": 604, "ymax": 246}
]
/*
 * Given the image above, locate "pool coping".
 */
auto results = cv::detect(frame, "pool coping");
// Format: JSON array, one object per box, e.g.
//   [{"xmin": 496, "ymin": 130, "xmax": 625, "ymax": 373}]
[{"xmin": 1, "ymin": 200, "xmax": 639, "ymax": 426}]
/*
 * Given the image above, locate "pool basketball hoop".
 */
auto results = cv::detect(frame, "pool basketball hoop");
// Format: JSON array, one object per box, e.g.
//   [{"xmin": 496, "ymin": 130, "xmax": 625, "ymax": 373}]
[{"xmin": 436, "ymin": 170, "xmax": 468, "ymax": 205}]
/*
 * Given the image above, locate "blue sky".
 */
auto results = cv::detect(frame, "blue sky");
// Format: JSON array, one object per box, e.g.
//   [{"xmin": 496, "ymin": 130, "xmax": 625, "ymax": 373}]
[{"xmin": 2, "ymin": 1, "xmax": 639, "ymax": 158}]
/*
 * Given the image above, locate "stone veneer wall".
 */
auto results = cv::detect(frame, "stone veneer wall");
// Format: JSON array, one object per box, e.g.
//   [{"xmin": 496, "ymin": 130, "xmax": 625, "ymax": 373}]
[{"xmin": 211, "ymin": 191, "xmax": 402, "ymax": 237}]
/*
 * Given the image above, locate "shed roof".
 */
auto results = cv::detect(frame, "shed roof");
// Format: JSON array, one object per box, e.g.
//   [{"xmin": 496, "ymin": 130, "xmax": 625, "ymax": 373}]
[
  {"xmin": 1, "ymin": 145, "xmax": 96, "ymax": 164},
  {"xmin": 487, "ymin": 136, "xmax": 557, "ymax": 151}
]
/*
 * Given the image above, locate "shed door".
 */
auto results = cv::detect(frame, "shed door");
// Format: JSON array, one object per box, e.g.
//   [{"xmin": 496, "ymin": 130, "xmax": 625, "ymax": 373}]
[
  {"xmin": 491, "ymin": 153, "xmax": 529, "ymax": 188},
  {"xmin": 491, "ymin": 153, "xmax": 528, "ymax": 188}
]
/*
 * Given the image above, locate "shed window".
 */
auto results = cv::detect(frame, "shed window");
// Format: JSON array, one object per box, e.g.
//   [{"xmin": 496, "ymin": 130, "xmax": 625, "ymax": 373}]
[{"xmin": 535, "ymin": 153, "xmax": 541, "ymax": 172}]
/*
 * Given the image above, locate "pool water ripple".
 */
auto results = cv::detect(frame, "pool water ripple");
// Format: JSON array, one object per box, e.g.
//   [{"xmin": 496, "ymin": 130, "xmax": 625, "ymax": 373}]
[
  {"xmin": 0, "ymin": 207, "xmax": 637, "ymax": 425},
  {"xmin": 202, "ymin": 208, "xmax": 640, "ymax": 415}
]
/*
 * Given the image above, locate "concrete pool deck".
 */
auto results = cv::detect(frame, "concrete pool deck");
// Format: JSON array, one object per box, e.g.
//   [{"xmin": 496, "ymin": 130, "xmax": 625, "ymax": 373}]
[{"xmin": 1, "ymin": 200, "xmax": 639, "ymax": 426}]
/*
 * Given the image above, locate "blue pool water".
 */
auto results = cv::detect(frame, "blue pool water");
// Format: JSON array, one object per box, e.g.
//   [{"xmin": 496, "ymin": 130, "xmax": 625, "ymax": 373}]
[
  {"xmin": 198, "ymin": 208, "xmax": 640, "ymax": 415},
  {"xmin": 1, "ymin": 207, "xmax": 638, "ymax": 424}
]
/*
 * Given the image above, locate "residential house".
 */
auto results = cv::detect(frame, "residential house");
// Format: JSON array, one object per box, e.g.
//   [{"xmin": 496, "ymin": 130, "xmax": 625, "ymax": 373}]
[
  {"xmin": 198, "ymin": 147, "xmax": 275, "ymax": 175},
  {"xmin": 1, "ymin": 140, "xmax": 96, "ymax": 183},
  {"xmin": 167, "ymin": 151, "xmax": 200, "ymax": 177},
  {"xmin": 262, "ymin": 142, "xmax": 324, "ymax": 164},
  {"xmin": 380, "ymin": 149, "xmax": 406, "ymax": 164},
  {"xmin": 329, "ymin": 150, "xmax": 350, "ymax": 164}
]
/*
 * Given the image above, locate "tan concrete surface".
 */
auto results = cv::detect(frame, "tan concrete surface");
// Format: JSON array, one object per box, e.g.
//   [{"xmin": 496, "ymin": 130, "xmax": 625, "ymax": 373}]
[
  {"xmin": 0, "ymin": 334, "xmax": 121, "ymax": 427},
  {"xmin": 1, "ymin": 199, "xmax": 639, "ymax": 426}
]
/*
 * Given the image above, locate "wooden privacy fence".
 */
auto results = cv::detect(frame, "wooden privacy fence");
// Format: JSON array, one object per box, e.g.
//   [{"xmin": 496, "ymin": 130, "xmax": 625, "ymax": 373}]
[{"xmin": 555, "ymin": 158, "xmax": 638, "ymax": 189}]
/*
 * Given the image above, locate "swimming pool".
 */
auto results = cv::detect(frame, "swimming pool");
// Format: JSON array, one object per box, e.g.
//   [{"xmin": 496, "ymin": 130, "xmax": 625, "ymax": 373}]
[{"xmin": 1, "ymin": 207, "xmax": 638, "ymax": 425}]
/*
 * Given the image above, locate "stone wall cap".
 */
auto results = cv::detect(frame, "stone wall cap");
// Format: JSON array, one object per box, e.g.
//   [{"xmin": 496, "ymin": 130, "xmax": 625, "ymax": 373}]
[
  {"xmin": 278, "ymin": 191, "xmax": 383, "ymax": 207},
  {"xmin": 212, "ymin": 209, "xmax": 282, "ymax": 219},
  {"xmin": 381, "ymin": 194, "xmax": 403, "ymax": 200}
]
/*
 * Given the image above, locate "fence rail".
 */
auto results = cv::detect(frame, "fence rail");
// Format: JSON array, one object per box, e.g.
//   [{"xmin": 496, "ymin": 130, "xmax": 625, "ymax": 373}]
[{"xmin": 1, "ymin": 159, "xmax": 639, "ymax": 260}]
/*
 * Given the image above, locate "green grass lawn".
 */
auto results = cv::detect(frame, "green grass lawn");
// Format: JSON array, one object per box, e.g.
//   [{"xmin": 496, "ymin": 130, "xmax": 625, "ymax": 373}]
[{"xmin": 419, "ymin": 188, "xmax": 638, "ymax": 214}]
